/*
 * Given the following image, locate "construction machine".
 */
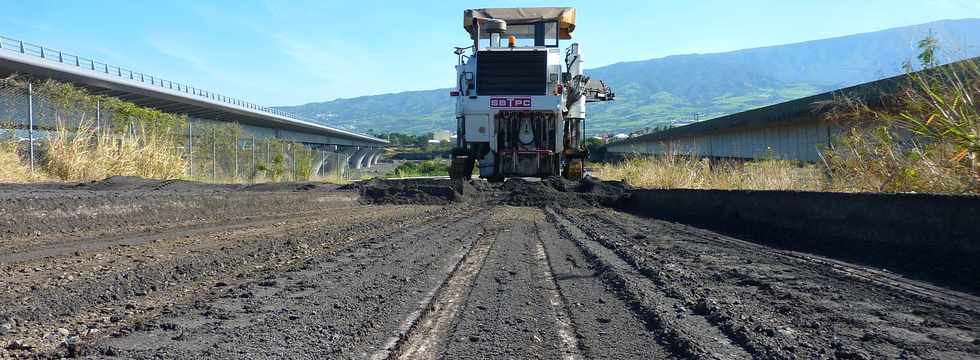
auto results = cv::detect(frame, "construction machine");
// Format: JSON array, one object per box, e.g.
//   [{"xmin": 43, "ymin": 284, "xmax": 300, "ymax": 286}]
[{"xmin": 448, "ymin": 7, "xmax": 614, "ymax": 181}]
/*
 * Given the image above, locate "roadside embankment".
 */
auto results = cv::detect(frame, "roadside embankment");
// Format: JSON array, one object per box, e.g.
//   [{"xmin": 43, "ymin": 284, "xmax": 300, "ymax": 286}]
[{"xmin": 622, "ymin": 189, "xmax": 980, "ymax": 293}]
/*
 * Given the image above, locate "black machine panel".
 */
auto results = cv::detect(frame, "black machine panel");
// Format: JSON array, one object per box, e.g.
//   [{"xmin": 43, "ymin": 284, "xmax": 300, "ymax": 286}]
[{"xmin": 476, "ymin": 50, "xmax": 547, "ymax": 95}]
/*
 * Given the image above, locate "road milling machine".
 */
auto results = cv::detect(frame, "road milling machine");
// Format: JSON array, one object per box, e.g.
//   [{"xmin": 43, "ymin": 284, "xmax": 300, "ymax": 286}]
[{"xmin": 449, "ymin": 7, "xmax": 614, "ymax": 181}]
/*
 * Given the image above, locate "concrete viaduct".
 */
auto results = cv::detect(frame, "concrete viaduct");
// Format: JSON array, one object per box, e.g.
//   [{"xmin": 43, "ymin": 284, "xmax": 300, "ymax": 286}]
[
  {"xmin": 0, "ymin": 34, "xmax": 387, "ymax": 174},
  {"xmin": 607, "ymin": 58, "xmax": 977, "ymax": 163}
]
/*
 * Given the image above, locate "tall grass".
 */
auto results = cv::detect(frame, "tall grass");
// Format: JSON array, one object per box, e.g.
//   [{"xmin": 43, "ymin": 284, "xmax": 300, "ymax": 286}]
[
  {"xmin": 316, "ymin": 166, "xmax": 352, "ymax": 185},
  {"xmin": 820, "ymin": 38, "xmax": 979, "ymax": 193},
  {"xmin": 0, "ymin": 138, "xmax": 37, "ymax": 182},
  {"xmin": 598, "ymin": 37, "xmax": 979, "ymax": 194},
  {"xmin": 592, "ymin": 155, "xmax": 823, "ymax": 191},
  {"xmin": 1, "ymin": 78, "xmax": 332, "ymax": 184},
  {"xmin": 45, "ymin": 120, "xmax": 186, "ymax": 181}
]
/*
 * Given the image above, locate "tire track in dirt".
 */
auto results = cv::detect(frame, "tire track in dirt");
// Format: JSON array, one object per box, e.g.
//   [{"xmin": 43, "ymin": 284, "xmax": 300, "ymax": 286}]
[
  {"xmin": 534, "ymin": 212, "xmax": 675, "ymax": 359},
  {"xmin": 438, "ymin": 208, "xmax": 575, "ymax": 359},
  {"xmin": 0, "ymin": 190, "xmax": 359, "ymax": 252},
  {"xmin": 84, "ymin": 207, "xmax": 491, "ymax": 358},
  {"xmin": 1, "ymin": 205, "xmax": 447, "ymax": 356},
  {"xmin": 529, "ymin": 220, "xmax": 584, "ymax": 360},
  {"xmin": 593, "ymin": 208, "xmax": 980, "ymax": 313},
  {"xmin": 380, "ymin": 215, "xmax": 495, "ymax": 360},
  {"xmin": 0, "ymin": 207, "xmax": 363, "ymax": 265},
  {"xmin": 580, "ymin": 207, "xmax": 980, "ymax": 359},
  {"xmin": 547, "ymin": 207, "xmax": 753, "ymax": 359}
]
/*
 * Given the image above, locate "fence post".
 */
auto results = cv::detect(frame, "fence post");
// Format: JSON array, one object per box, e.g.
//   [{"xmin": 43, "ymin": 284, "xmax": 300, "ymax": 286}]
[
  {"xmin": 234, "ymin": 131, "xmax": 239, "ymax": 181},
  {"xmin": 211, "ymin": 127, "xmax": 216, "ymax": 179},
  {"xmin": 27, "ymin": 82, "xmax": 34, "ymax": 174},
  {"xmin": 95, "ymin": 98, "xmax": 101, "ymax": 131},
  {"xmin": 188, "ymin": 120, "xmax": 194, "ymax": 178},
  {"xmin": 251, "ymin": 136, "xmax": 256, "ymax": 182}
]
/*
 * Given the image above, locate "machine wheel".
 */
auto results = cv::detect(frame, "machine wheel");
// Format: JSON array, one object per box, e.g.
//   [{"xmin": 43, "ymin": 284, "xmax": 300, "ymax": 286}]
[
  {"xmin": 564, "ymin": 159, "xmax": 584, "ymax": 180},
  {"xmin": 463, "ymin": 157, "xmax": 476, "ymax": 179},
  {"xmin": 449, "ymin": 155, "xmax": 472, "ymax": 180}
]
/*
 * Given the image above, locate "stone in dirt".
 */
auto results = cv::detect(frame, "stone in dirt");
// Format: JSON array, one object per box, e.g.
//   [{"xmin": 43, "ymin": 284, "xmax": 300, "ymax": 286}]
[{"xmin": 5, "ymin": 339, "xmax": 32, "ymax": 351}]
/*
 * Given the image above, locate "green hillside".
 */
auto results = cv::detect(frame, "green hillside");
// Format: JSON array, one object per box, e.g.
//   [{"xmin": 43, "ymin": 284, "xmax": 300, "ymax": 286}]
[{"xmin": 278, "ymin": 19, "xmax": 980, "ymax": 136}]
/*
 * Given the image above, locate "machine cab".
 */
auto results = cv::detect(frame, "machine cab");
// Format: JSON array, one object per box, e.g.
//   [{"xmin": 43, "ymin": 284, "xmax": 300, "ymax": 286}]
[{"xmin": 451, "ymin": 8, "xmax": 603, "ymax": 180}]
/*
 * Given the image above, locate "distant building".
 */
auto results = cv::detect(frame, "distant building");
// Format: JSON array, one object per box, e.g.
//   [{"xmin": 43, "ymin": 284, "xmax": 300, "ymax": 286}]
[{"xmin": 433, "ymin": 130, "xmax": 454, "ymax": 142}]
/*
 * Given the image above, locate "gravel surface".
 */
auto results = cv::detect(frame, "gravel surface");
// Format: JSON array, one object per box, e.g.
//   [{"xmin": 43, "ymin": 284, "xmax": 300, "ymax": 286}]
[{"xmin": 0, "ymin": 178, "xmax": 976, "ymax": 359}]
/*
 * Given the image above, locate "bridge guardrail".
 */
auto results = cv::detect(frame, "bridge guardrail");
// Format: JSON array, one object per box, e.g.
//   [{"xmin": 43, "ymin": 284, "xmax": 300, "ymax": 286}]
[{"xmin": 0, "ymin": 35, "xmax": 318, "ymax": 128}]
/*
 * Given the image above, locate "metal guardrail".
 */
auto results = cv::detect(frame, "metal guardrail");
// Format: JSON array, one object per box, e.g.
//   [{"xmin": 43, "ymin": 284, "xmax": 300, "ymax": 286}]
[{"xmin": 0, "ymin": 35, "xmax": 314, "ymax": 125}]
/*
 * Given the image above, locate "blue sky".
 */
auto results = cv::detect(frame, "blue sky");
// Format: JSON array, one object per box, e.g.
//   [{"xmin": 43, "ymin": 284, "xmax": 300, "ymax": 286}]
[{"xmin": 3, "ymin": 1, "xmax": 979, "ymax": 106}]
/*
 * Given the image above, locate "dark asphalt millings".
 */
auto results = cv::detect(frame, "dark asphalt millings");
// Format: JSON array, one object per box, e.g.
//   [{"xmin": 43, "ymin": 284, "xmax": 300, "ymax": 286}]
[{"xmin": 0, "ymin": 178, "xmax": 976, "ymax": 359}]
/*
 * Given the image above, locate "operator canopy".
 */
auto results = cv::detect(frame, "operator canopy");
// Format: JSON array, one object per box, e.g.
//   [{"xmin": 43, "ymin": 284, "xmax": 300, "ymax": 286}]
[{"xmin": 464, "ymin": 7, "xmax": 576, "ymax": 40}]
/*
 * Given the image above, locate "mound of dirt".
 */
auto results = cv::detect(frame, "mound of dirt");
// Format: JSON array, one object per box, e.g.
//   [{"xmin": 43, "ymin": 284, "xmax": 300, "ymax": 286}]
[
  {"xmin": 542, "ymin": 176, "xmax": 633, "ymax": 206},
  {"xmin": 73, "ymin": 176, "xmax": 238, "ymax": 192},
  {"xmin": 352, "ymin": 177, "xmax": 632, "ymax": 208},
  {"xmin": 351, "ymin": 178, "xmax": 479, "ymax": 205},
  {"xmin": 62, "ymin": 176, "xmax": 341, "ymax": 193},
  {"xmin": 240, "ymin": 182, "xmax": 341, "ymax": 192},
  {"xmin": 496, "ymin": 179, "xmax": 595, "ymax": 208}
]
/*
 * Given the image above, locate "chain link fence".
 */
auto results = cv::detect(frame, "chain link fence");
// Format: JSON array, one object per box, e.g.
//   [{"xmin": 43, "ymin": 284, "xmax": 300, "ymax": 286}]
[{"xmin": 0, "ymin": 77, "xmax": 353, "ymax": 183}]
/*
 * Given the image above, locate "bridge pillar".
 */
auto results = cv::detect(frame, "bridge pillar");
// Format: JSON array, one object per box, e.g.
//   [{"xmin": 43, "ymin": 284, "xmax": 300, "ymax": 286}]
[
  {"xmin": 329, "ymin": 147, "xmax": 357, "ymax": 175},
  {"xmin": 350, "ymin": 147, "xmax": 371, "ymax": 170},
  {"xmin": 362, "ymin": 149, "xmax": 380, "ymax": 168},
  {"xmin": 314, "ymin": 146, "xmax": 354, "ymax": 177},
  {"xmin": 370, "ymin": 149, "xmax": 384, "ymax": 166},
  {"xmin": 366, "ymin": 151, "xmax": 376, "ymax": 167}
]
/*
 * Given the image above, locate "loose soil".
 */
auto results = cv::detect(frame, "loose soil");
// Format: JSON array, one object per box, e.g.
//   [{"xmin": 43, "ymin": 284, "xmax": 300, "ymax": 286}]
[{"xmin": 0, "ymin": 177, "xmax": 976, "ymax": 359}]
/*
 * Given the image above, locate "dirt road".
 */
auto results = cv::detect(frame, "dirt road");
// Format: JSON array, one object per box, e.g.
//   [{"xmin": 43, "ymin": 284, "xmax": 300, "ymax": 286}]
[{"xmin": 0, "ymin": 177, "xmax": 977, "ymax": 359}]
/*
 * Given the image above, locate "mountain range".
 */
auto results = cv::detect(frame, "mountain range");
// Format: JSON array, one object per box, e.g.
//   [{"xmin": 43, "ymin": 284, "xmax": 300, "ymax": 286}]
[{"xmin": 277, "ymin": 18, "xmax": 980, "ymax": 136}]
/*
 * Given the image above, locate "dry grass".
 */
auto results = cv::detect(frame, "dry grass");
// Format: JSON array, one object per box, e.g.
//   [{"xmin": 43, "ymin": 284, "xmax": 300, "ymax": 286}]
[
  {"xmin": 45, "ymin": 121, "xmax": 186, "ymax": 181},
  {"xmin": 0, "ymin": 139, "xmax": 38, "ymax": 183},
  {"xmin": 592, "ymin": 154, "xmax": 824, "ymax": 191},
  {"xmin": 316, "ymin": 167, "xmax": 352, "ymax": 185},
  {"xmin": 819, "ymin": 52, "xmax": 979, "ymax": 193},
  {"xmin": 597, "ymin": 39, "xmax": 979, "ymax": 194}
]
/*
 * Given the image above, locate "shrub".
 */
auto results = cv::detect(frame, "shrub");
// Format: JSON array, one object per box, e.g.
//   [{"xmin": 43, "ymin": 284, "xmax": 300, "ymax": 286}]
[{"xmin": 819, "ymin": 36, "xmax": 979, "ymax": 193}]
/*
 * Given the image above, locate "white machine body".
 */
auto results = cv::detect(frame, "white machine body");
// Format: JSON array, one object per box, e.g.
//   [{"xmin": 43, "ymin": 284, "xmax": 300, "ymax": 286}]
[{"xmin": 451, "ymin": 7, "xmax": 612, "ymax": 179}]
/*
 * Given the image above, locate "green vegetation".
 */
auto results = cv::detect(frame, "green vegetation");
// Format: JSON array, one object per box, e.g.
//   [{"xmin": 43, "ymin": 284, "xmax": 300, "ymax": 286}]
[
  {"xmin": 820, "ymin": 36, "xmax": 979, "ymax": 193},
  {"xmin": 45, "ymin": 120, "xmax": 186, "ymax": 181},
  {"xmin": 0, "ymin": 77, "xmax": 331, "ymax": 184},
  {"xmin": 16, "ymin": 78, "xmax": 189, "ymax": 181},
  {"xmin": 278, "ymin": 20, "xmax": 980, "ymax": 136},
  {"xmin": 597, "ymin": 36, "xmax": 980, "ymax": 194},
  {"xmin": 385, "ymin": 159, "xmax": 451, "ymax": 178},
  {"xmin": 370, "ymin": 132, "xmax": 436, "ymax": 147}
]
